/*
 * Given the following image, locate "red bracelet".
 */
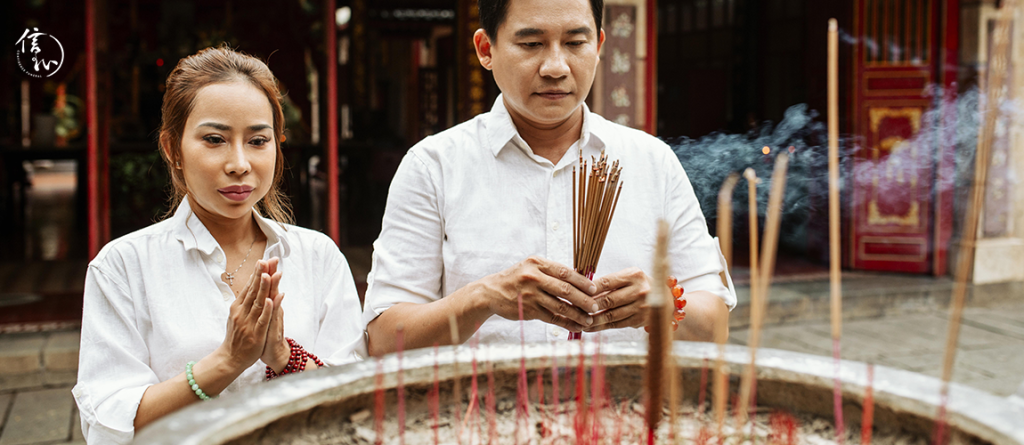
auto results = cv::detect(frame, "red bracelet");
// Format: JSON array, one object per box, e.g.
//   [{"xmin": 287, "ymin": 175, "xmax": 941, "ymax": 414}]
[{"xmin": 265, "ymin": 338, "xmax": 325, "ymax": 381}]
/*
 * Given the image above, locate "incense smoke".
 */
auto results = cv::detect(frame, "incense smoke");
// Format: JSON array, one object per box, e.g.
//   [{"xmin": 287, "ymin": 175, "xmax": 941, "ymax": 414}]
[{"xmin": 667, "ymin": 85, "xmax": 1016, "ymax": 255}]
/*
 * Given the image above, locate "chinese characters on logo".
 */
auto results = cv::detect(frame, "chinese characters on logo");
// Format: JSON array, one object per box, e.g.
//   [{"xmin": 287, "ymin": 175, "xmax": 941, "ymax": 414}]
[{"xmin": 16, "ymin": 27, "xmax": 64, "ymax": 78}]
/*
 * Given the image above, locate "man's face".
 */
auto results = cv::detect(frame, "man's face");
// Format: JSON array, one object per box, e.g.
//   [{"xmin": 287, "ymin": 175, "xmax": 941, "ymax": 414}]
[{"xmin": 477, "ymin": 0, "xmax": 604, "ymax": 127}]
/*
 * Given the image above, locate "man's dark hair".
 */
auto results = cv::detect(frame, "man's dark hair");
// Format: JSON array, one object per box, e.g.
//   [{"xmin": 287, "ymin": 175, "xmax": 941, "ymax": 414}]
[{"xmin": 478, "ymin": 0, "xmax": 604, "ymax": 40}]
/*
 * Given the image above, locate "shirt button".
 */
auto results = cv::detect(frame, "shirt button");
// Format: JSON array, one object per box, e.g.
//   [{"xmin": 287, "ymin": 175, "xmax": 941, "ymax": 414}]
[
  {"xmin": 553, "ymin": 170, "xmax": 560, "ymax": 178},
  {"xmin": 214, "ymin": 252, "xmax": 223, "ymax": 263},
  {"xmin": 552, "ymin": 222, "xmax": 560, "ymax": 231},
  {"xmin": 549, "ymin": 327, "xmax": 564, "ymax": 337}
]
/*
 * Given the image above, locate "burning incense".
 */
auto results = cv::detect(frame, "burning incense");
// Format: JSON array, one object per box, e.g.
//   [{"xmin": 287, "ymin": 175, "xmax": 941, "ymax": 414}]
[
  {"xmin": 571, "ymin": 151, "xmax": 624, "ymax": 340},
  {"xmin": 717, "ymin": 173, "xmax": 741, "ymax": 281},
  {"xmin": 828, "ymin": 18, "xmax": 846, "ymax": 443},
  {"xmin": 936, "ymin": 2, "xmax": 1015, "ymax": 443},
  {"xmin": 646, "ymin": 220, "xmax": 672, "ymax": 441},
  {"xmin": 737, "ymin": 168, "xmax": 760, "ymax": 425},
  {"xmin": 447, "ymin": 314, "xmax": 462, "ymax": 442}
]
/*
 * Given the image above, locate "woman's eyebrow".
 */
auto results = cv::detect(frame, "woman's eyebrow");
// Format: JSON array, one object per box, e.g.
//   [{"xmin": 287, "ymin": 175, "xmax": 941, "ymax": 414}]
[
  {"xmin": 198, "ymin": 122, "xmax": 231, "ymax": 131},
  {"xmin": 196, "ymin": 122, "xmax": 272, "ymax": 132}
]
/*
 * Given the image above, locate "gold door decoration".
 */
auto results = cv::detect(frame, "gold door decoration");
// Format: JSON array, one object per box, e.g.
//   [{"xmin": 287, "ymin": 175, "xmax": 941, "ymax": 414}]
[{"xmin": 867, "ymin": 107, "xmax": 922, "ymax": 227}]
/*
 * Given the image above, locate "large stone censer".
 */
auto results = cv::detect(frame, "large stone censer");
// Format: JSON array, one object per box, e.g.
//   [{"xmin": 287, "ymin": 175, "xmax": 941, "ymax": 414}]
[{"xmin": 135, "ymin": 342, "xmax": 1024, "ymax": 444}]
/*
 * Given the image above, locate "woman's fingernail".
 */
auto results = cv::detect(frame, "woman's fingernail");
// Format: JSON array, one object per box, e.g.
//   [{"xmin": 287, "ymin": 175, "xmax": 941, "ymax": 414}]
[
  {"xmin": 586, "ymin": 316, "xmax": 594, "ymax": 326},
  {"xmin": 591, "ymin": 303, "xmax": 599, "ymax": 313},
  {"xmin": 588, "ymin": 284, "xmax": 597, "ymax": 294}
]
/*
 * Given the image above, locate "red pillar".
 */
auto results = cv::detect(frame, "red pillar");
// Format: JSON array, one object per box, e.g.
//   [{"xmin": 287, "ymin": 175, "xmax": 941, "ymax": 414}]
[
  {"xmin": 933, "ymin": 0, "xmax": 959, "ymax": 276},
  {"xmin": 326, "ymin": 0, "xmax": 340, "ymax": 245},
  {"xmin": 644, "ymin": 0, "xmax": 658, "ymax": 135},
  {"xmin": 86, "ymin": 0, "xmax": 100, "ymax": 258}
]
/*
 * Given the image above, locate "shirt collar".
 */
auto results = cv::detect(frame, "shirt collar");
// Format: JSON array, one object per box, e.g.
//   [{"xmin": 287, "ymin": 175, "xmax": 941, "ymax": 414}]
[
  {"xmin": 171, "ymin": 196, "xmax": 291, "ymax": 258},
  {"xmin": 484, "ymin": 94, "xmax": 608, "ymax": 158}
]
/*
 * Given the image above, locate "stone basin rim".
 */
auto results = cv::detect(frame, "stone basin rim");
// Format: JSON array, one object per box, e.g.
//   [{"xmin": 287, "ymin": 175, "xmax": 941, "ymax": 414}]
[{"xmin": 135, "ymin": 341, "xmax": 1024, "ymax": 445}]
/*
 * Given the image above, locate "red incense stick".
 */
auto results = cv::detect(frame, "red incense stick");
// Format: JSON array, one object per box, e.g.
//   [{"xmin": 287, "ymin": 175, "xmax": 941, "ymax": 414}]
[
  {"xmin": 862, "ymin": 363, "xmax": 875, "ymax": 445},
  {"xmin": 432, "ymin": 343, "xmax": 440, "ymax": 445},
  {"xmin": 517, "ymin": 293, "xmax": 529, "ymax": 439},
  {"xmin": 374, "ymin": 357, "xmax": 385, "ymax": 445},
  {"xmin": 486, "ymin": 360, "xmax": 497, "ymax": 445},
  {"xmin": 396, "ymin": 325, "xmax": 406, "ymax": 445}
]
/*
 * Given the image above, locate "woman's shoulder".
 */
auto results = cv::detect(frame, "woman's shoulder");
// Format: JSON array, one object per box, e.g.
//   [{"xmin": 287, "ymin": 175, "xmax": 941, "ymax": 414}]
[{"xmin": 89, "ymin": 218, "xmax": 179, "ymax": 271}]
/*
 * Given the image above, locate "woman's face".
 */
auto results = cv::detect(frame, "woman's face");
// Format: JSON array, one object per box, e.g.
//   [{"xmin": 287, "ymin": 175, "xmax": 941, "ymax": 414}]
[{"xmin": 179, "ymin": 81, "xmax": 276, "ymax": 222}]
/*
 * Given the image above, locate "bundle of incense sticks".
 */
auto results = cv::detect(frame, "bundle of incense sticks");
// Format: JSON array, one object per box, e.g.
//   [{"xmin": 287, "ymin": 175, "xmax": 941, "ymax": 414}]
[
  {"xmin": 573, "ymin": 150, "xmax": 624, "ymax": 277},
  {"xmin": 570, "ymin": 150, "xmax": 623, "ymax": 340}
]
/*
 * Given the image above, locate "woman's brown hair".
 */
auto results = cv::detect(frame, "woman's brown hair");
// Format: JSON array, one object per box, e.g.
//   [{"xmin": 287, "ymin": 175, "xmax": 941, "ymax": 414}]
[{"xmin": 158, "ymin": 45, "xmax": 293, "ymax": 224}]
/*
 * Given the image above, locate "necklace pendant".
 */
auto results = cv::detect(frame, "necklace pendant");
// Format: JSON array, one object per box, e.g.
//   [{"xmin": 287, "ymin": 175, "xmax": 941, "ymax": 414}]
[{"xmin": 221, "ymin": 272, "xmax": 234, "ymax": 286}]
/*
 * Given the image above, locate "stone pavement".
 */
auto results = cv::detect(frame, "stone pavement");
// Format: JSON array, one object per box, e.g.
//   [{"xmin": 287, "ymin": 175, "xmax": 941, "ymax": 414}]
[
  {"xmin": 0, "ymin": 331, "xmax": 82, "ymax": 445},
  {"xmin": 729, "ymin": 302, "xmax": 1024, "ymax": 397}
]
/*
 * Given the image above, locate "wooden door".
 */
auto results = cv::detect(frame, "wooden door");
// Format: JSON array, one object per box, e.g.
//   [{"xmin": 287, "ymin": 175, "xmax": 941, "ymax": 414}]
[{"xmin": 850, "ymin": 0, "xmax": 956, "ymax": 274}]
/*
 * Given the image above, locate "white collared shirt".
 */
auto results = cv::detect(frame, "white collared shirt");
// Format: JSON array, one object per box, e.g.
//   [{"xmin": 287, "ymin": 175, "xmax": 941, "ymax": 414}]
[
  {"xmin": 73, "ymin": 197, "xmax": 366, "ymax": 444},
  {"xmin": 363, "ymin": 95, "xmax": 735, "ymax": 345}
]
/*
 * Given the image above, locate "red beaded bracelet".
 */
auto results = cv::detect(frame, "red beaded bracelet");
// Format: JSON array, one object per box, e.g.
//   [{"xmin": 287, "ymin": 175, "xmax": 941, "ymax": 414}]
[{"xmin": 265, "ymin": 338, "xmax": 325, "ymax": 381}]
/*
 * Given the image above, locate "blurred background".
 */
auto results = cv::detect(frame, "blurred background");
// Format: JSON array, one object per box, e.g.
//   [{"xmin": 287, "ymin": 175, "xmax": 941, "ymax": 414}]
[{"xmin": 0, "ymin": 0, "xmax": 1022, "ymax": 333}]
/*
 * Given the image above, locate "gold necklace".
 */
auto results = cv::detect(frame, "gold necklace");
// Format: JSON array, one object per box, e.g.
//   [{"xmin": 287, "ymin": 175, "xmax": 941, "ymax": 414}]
[{"xmin": 221, "ymin": 236, "xmax": 257, "ymax": 286}]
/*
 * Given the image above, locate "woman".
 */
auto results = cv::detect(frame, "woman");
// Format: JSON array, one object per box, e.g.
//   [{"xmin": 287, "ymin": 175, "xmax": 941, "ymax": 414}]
[{"xmin": 72, "ymin": 46, "xmax": 365, "ymax": 443}]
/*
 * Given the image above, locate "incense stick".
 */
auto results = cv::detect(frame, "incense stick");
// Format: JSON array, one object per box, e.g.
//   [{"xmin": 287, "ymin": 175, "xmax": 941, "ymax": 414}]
[
  {"xmin": 717, "ymin": 173, "xmax": 741, "ymax": 281},
  {"xmin": 935, "ymin": 2, "xmax": 1015, "ymax": 443},
  {"xmin": 828, "ymin": 18, "xmax": 846, "ymax": 443},
  {"xmin": 736, "ymin": 168, "xmax": 760, "ymax": 424},
  {"xmin": 646, "ymin": 220, "xmax": 671, "ymax": 441}
]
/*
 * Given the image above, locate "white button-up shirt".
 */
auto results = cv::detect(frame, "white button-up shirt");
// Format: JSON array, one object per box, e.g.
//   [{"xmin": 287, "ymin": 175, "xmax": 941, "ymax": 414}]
[
  {"xmin": 73, "ymin": 197, "xmax": 366, "ymax": 444},
  {"xmin": 363, "ymin": 96, "xmax": 735, "ymax": 345}
]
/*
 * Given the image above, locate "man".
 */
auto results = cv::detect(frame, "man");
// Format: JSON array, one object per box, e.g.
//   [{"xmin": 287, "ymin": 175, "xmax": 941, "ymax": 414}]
[{"xmin": 362, "ymin": 0, "xmax": 735, "ymax": 355}]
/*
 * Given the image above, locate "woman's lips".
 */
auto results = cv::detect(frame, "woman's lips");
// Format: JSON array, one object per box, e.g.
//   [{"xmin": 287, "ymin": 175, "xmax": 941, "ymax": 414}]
[{"xmin": 218, "ymin": 185, "xmax": 254, "ymax": 202}]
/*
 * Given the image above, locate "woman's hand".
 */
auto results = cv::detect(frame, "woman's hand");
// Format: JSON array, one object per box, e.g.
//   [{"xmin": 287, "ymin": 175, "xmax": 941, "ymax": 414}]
[
  {"xmin": 259, "ymin": 257, "xmax": 290, "ymax": 373},
  {"xmin": 217, "ymin": 259, "xmax": 281, "ymax": 372}
]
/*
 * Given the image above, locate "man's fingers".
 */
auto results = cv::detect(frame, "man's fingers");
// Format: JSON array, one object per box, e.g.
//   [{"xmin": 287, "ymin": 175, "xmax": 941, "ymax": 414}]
[
  {"xmin": 541, "ymin": 312, "xmax": 586, "ymax": 333},
  {"xmin": 536, "ymin": 259, "xmax": 598, "ymax": 296},
  {"xmin": 594, "ymin": 269, "xmax": 650, "ymax": 311},
  {"xmin": 534, "ymin": 295, "xmax": 594, "ymax": 328},
  {"xmin": 592, "ymin": 267, "xmax": 647, "ymax": 295},
  {"xmin": 537, "ymin": 274, "xmax": 600, "ymax": 314},
  {"xmin": 584, "ymin": 313, "xmax": 645, "ymax": 332},
  {"xmin": 591, "ymin": 298, "xmax": 644, "ymax": 327}
]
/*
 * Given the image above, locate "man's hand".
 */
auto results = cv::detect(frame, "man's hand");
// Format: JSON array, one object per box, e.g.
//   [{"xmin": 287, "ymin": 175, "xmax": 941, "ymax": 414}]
[
  {"xmin": 584, "ymin": 267, "xmax": 651, "ymax": 332},
  {"xmin": 478, "ymin": 256, "xmax": 599, "ymax": 332}
]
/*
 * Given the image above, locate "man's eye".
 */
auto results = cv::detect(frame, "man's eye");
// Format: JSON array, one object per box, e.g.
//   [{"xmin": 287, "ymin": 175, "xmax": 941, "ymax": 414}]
[
  {"xmin": 203, "ymin": 135, "xmax": 224, "ymax": 144},
  {"xmin": 567, "ymin": 41, "xmax": 586, "ymax": 47},
  {"xmin": 521, "ymin": 42, "xmax": 542, "ymax": 48}
]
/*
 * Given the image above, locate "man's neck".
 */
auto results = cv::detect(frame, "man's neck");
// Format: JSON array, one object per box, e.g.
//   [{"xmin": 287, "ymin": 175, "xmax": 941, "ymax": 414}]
[{"xmin": 506, "ymin": 101, "xmax": 585, "ymax": 165}]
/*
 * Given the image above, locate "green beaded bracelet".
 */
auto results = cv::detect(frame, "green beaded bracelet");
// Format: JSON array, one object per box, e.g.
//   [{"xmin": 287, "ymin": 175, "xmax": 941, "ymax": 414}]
[{"xmin": 185, "ymin": 361, "xmax": 213, "ymax": 401}]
